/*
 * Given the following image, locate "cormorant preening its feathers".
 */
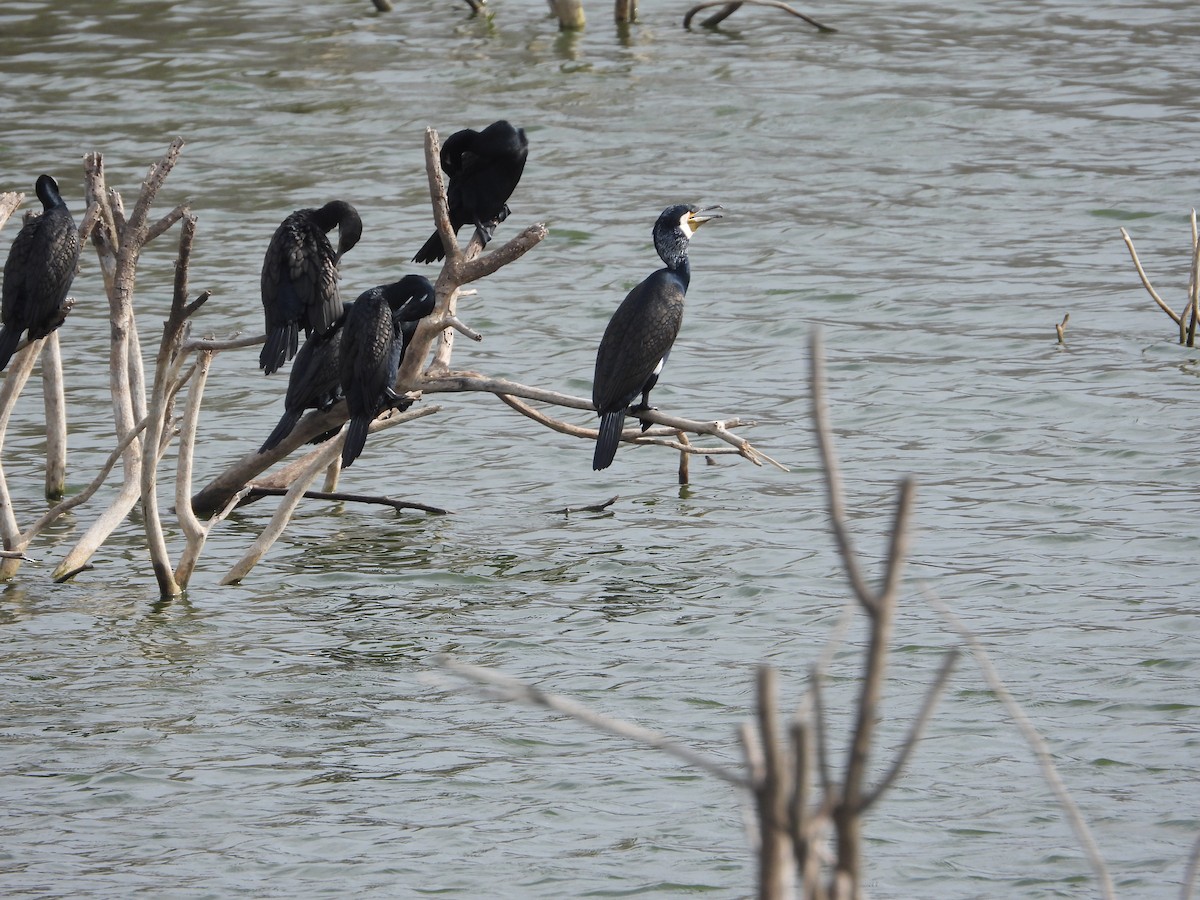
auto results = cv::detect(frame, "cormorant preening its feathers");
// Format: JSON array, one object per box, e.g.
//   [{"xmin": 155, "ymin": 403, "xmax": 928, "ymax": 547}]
[
  {"xmin": 0, "ymin": 175, "xmax": 80, "ymax": 373},
  {"xmin": 339, "ymin": 274, "xmax": 437, "ymax": 468},
  {"xmin": 413, "ymin": 120, "xmax": 528, "ymax": 263},
  {"xmin": 259, "ymin": 200, "xmax": 362, "ymax": 375},
  {"xmin": 258, "ymin": 302, "xmax": 353, "ymax": 454},
  {"xmin": 591, "ymin": 203, "xmax": 722, "ymax": 471}
]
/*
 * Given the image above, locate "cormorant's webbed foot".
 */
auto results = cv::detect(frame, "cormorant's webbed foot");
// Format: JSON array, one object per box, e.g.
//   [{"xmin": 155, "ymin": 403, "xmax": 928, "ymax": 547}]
[
  {"xmin": 630, "ymin": 403, "xmax": 658, "ymax": 433},
  {"xmin": 474, "ymin": 218, "xmax": 498, "ymax": 247},
  {"xmin": 385, "ymin": 387, "xmax": 414, "ymax": 413}
]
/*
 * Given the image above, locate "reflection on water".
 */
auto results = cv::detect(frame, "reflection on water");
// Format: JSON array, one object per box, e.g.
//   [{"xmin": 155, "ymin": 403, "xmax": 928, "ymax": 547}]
[{"xmin": 2, "ymin": 0, "xmax": 1200, "ymax": 896}]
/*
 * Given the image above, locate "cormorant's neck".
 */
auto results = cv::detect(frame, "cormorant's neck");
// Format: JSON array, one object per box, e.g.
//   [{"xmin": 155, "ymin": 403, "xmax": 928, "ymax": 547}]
[
  {"xmin": 656, "ymin": 230, "xmax": 691, "ymax": 274},
  {"xmin": 314, "ymin": 200, "xmax": 353, "ymax": 232},
  {"xmin": 36, "ymin": 177, "xmax": 64, "ymax": 211},
  {"xmin": 669, "ymin": 255, "xmax": 692, "ymax": 289}
]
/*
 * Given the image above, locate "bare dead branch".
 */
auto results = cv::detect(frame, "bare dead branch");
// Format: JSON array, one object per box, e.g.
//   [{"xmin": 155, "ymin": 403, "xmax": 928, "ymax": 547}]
[
  {"xmin": 878, "ymin": 478, "xmax": 916, "ymax": 615},
  {"xmin": 1182, "ymin": 828, "xmax": 1200, "ymax": 900},
  {"xmin": 809, "ymin": 330, "xmax": 874, "ymax": 606},
  {"xmin": 41, "ymin": 332, "xmax": 67, "ymax": 500},
  {"xmin": 552, "ymin": 495, "xmax": 618, "ymax": 515},
  {"xmin": 23, "ymin": 416, "xmax": 149, "ymax": 551},
  {"xmin": 423, "ymin": 126, "xmax": 458, "ymax": 266},
  {"xmin": 174, "ymin": 349, "xmax": 213, "ymax": 587},
  {"xmin": 926, "ymin": 592, "xmax": 1115, "ymax": 899},
  {"xmin": 141, "ymin": 209, "xmax": 199, "ymax": 598},
  {"xmin": 0, "ymin": 341, "xmax": 43, "ymax": 575},
  {"xmin": 445, "ymin": 313, "xmax": 483, "ymax": 342},
  {"xmin": 0, "ymin": 191, "xmax": 24, "ymax": 231},
  {"xmin": 1187, "ymin": 210, "xmax": 1199, "ymax": 346},
  {"xmin": 684, "ymin": 0, "xmax": 837, "ymax": 32},
  {"xmin": 694, "ymin": 1, "xmax": 742, "ymax": 26},
  {"xmin": 182, "ymin": 332, "xmax": 262, "ymax": 353},
  {"xmin": 754, "ymin": 665, "xmax": 798, "ymax": 897},
  {"xmin": 127, "ymin": 137, "xmax": 184, "ymax": 240},
  {"xmin": 677, "ymin": 431, "xmax": 691, "ymax": 484},
  {"xmin": 427, "ymin": 371, "xmax": 785, "ymax": 468},
  {"xmin": 1055, "ymin": 312, "xmax": 1069, "ymax": 345},
  {"xmin": 438, "ymin": 655, "xmax": 748, "ymax": 787},
  {"xmin": 861, "ymin": 648, "xmax": 960, "ymax": 811},
  {"xmin": 1120, "ymin": 226, "xmax": 1182, "ymax": 326},
  {"xmin": 808, "ymin": 668, "xmax": 834, "ymax": 795},
  {"xmin": 459, "ymin": 223, "xmax": 549, "ymax": 286},
  {"xmin": 56, "ymin": 143, "xmax": 188, "ymax": 581},
  {"xmin": 221, "ymin": 435, "xmax": 345, "ymax": 585},
  {"xmin": 238, "ymin": 487, "xmax": 450, "ymax": 515}
]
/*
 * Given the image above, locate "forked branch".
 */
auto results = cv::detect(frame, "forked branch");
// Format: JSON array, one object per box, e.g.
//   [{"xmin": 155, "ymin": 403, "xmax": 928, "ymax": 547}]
[{"xmin": 1120, "ymin": 216, "xmax": 1200, "ymax": 345}]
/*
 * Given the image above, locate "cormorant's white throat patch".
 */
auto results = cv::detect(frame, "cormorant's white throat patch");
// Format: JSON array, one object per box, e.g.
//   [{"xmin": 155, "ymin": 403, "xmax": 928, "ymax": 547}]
[{"xmin": 678, "ymin": 211, "xmax": 694, "ymax": 238}]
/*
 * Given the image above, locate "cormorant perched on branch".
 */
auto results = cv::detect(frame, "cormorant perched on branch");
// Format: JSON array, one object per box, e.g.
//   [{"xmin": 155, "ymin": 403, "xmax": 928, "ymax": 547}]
[
  {"xmin": 412, "ymin": 120, "xmax": 528, "ymax": 263},
  {"xmin": 339, "ymin": 274, "xmax": 437, "ymax": 468},
  {"xmin": 591, "ymin": 203, "xmax": 722, "ymax": 471},
  {"xmin": 0, "ymin": 175, "xmax": 80, "ymax": 373},
  {"xmin": 258, "ymin": 302, "xmax": 353, "ymax": 454},
  {"xmin": 259, "ymin": 200, "xmax": 362, "ymax": 375}
]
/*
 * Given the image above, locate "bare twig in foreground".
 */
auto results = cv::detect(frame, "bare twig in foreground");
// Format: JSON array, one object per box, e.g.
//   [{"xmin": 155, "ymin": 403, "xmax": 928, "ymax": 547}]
[
  {"xmin": 1182, "ymin": 828, "xmax": 1200, "ymax": 900},
  {"xmin": 436, "ymin": 655, "xmax": 747, "ymax": 787},
  {"xmin": 925, "ymin": 592, "xmax": 1115, "ymax": 900}
]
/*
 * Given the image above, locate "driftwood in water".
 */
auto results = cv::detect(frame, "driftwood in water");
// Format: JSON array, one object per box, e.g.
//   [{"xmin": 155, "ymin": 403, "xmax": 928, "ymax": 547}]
[{"xmin": 683, "ymin": 0, "xmax": 836, "ymax": 32}]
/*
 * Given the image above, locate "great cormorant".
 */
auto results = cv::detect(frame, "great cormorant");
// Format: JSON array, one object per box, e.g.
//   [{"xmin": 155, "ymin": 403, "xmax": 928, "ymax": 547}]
[
  {"xmin": 0, "ymin": 175, "xmax": 80, "ymax": 373},
  {"xmin": 339, "ymin": 274, "xmax": 437, "ymax": 468},
  {"xmin": 412, "ymin": 120, "xmax": 528, "ymax": 263},
  {"xmin": 258, "ymin": 302, "xmax": 353, "ymax": 454},
  {"xmin": 259, "ymin": 200, "xmax": 362, "ymax": 375},
  {"xmin": 591, "ymin": 203, "xmax": 722, "ymax": 471}
]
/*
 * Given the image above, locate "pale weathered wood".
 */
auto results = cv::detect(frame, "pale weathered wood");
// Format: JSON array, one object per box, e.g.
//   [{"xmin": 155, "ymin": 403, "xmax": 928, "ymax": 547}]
[
  {"xmin": 547, "ymin": 0, "xmax": 585, "ymax": 29},
  {"xmin": 41, "ymin": 331, "xmax": 67, "ymax": 500},
  {"xmin": 54, "ymin": 140, "xmax": 186, "ymax": 582}
]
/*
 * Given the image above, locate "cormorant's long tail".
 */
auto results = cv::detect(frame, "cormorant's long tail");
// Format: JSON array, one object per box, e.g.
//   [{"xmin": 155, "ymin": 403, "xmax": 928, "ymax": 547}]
[
  {"xmin": 0, "ymin": 326, "xmax": 22, "ymax": 374},
  {"xmin": 259, "ymin": 409, "xmax": 302, "ymax": 454},
  {"xmin": 260, "ymin": 324, "xmax": 299, "ymax": 375},
  {"xmin": 592, "ymin": 410, "xmax": 626, "ymax": 471},
  {"xmin": 341, "ymin": 416, "xmax": 370, "ymax": 469},
  {"xmin": 412, "ymin": 231, "xmax": 448, "ymax": 265}
]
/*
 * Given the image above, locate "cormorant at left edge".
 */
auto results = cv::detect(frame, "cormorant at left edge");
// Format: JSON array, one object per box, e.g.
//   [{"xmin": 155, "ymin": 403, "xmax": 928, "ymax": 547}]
[{"xmin": 0, "ymin": 175, "xmax": 81, "ymax": 373}]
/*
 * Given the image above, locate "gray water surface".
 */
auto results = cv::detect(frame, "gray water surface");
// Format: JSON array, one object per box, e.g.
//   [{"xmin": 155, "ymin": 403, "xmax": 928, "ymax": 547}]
[{"xmin": 1, "ymin": 1, "xmax": 1198, "ymax": 896}]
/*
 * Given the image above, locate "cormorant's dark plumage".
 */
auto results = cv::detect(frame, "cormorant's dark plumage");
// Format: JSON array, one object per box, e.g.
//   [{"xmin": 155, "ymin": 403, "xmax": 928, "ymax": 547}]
[
  {"xmin": 258, "ymin": 302, "xmax": 353, "ymax": 454},
  {"xmin": 591, "ymin": 203, "xmax": 721, "ymax": 471},
  {"xmin": 339, "ymin": 275, "xmax": 437, "ymax": 468},
  {"xmin": 413, "ymin": 120, "xmax": 528, "ymax": 263},
  {"xmin": 0, "ymin": 175, "xmax": 80, "ymax": 372},
  {"xmin": 260, "ymin": 200, "xmax": 362, "ymax": 375}
]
